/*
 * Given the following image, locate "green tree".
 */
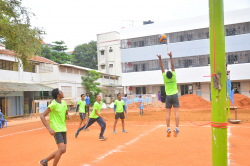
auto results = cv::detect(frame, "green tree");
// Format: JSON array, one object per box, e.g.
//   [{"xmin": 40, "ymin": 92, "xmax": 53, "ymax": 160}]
[
  {"xmin": 41, "ymin": 45, "xmax": 52, "ymax": 59},
  {"xmin": 0, "ymin": 0, "xmax": 45, "ymax": 68},
  {"xmin": 51, "ymin": 51, "xmax": 76, "ymax": 64},
  {"xmin": 51, "ymin": 40, "xmax": 68, "ymax": 52},
  {"xmin": 73, "ymin": 41, "xmax": 97, "ymax": 69},
  {"xmin": 41, "ymin": 40, "xmax": 76, "ymax": 64},
  {"xmin": 81, "ymin": 70, "xmax": 105, "ymax": 105}
]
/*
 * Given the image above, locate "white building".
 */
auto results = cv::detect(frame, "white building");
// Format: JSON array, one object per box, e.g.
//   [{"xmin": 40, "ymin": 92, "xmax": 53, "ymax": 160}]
[
  {"xmin": 0, "ymin": 44, "xmax": 122, "ymax": 117},
  {"xmin": 97, "ymin": 31, "xmax": 123, "ymax": 97},
  {"xmin": 97, "ymin": 32, "xmax": 122, "ymax": 78},
  {"xmin": 120, "ymin": 8, "xmax": 250, "ymax": 101}
]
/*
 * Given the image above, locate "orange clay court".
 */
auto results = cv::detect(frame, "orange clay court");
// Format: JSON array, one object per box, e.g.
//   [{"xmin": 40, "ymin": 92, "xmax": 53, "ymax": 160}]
[{"xmin": 1, "ymin": 94, "xmax": 250, "ymax": 166}]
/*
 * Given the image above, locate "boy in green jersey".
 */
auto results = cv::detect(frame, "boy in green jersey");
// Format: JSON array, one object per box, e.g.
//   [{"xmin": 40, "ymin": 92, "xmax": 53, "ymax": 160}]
[
  {"xmin": 39, "ymin": 88, "xmax": 71, "ymax": 166},
  {"xmin": 157, "ymin": 52, "xmax": 180, "ymax": 138},
  {"xmin": 75, "ymin": 94, "xmax": 107, "ymax": 141},
  {"xmin": 75, "ymin": 94, "xmax": 89, "ymax": 131},
  {"xmin": 113, "ymin": 93, "xmax": 128, "ymax": 134}
]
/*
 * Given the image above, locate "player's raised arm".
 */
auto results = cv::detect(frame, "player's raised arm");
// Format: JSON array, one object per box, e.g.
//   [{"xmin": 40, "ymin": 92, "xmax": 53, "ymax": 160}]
[
  {"xmin": 168, "ymin": 52, "xmax": 175, "ymax": 72},
  {"xmin": 157, "ymin": 54, "xmax": 165, "ymax": 73}
]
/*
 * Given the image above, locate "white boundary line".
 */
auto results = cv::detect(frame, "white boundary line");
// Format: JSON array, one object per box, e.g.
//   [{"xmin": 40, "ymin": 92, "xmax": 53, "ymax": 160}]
[
  {"xmin": 1, "ymin": 124, "xmax": 249, "ymax": 139},
  {"xmin": 0, "ymin": 127, "xmax": 45, "ymax": 138},
  {"xmin": 93, "ymin": 125, "xmax": 163, "ymax": 163}
]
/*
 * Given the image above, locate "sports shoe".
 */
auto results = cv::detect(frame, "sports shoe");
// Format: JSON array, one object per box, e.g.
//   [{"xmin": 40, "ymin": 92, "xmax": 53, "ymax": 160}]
[
  {"xmin": 113, "ymin": 130, "xmax": 117, "ymax": 134},
  {"xmin": 122, "ymin": 129, "xmax": 127, "ymax": 133},
  {"xmin": 85, "ymin": 128, "xmax": 89, "ymax": 131},
  {"xmin": 139, "ymin": 114, "xmax": 141, "ymax": 116},
  {"xmin": 167, "ymin": 129, "xmax": 171, "ymax": 137},
  {"xmin": 39, "ymin": 160, "xmax": 48, "ymax": 166},
  {"xmin": 74, "ymin": 130, "xmax": 79, "ymax": 138},
  {"xmin": 173, "ymin": 128, "xmax": 180, "ymax": 137},
  {"xmin": 99, "ymin": 136, "xmax": 107, "ymax": 141}
]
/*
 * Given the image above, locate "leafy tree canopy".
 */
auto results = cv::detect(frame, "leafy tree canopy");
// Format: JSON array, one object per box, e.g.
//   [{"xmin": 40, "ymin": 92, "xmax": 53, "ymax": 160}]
[
  {"xmin": 0, "ymin": 0, "xmax": 45, "ymax": 68},
  {"xmin": 51, "ymin": 40, "xmax": 68, "ymax": 52},
  {"xmin": 73, "ymin": 41, "xmax": 97, "ymax": 69},
  {"xmin": 81, "ymin": 70, "xmax": 105, "ymax": 105}
]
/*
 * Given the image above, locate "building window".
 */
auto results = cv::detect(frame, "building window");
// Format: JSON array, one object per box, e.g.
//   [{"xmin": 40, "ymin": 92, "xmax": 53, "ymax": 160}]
[
  {"xmin": 139, "ymin": 41, "xmax": 144, "ymax": 47},
  {"xmin": 77, "ymin": 87, "xmax": 86, "ymax": 97},
  {"xmin": 228, "ymin": 54, "xmax": 238, "ymax": 64},
  {"xmin": 109, "ymin": 64, "xmax": 113, "ymax": 68},
  {"xmin": 226, "ymin": 28, "xmax": 236, "ymax": 36},
  {"xmin": 104, "ymin": 76, "xmax": 109, "ymax": 79},
  {"xmin": 67, "ymin": 67, "xmax": 73, "ymax": 74},
  {"xmin": 142, "ymin": 87, "xmax": 146, "ymax": 94},
  {"xmin": 232, "ymin": 82, "xmax": 240, "ymax": 93},
  {"xmin": 61, "ymin": 86, "xmax": 72, "ymax": 98},
  {"xmin": 101, "ymin": 65, "xmax": 105, "ymax": 69},
  {"xmin": 101, "ymin": 50, "xmax": 104, "ymax": 55},
  {"xmin": 181, "ymin": 84, "xmax": 193, "ymax": 95},
  {"xmin": 23, "ymin": 63, "xmax": 36, "ymax": 73},
  {"xmin": 39, "ymin": 63, "xmax": 53, "ymax": 73},
  {"xmin": 80, "ymin": 70, "xmax": 85, "ymax": 75},
  {"xmin": 136, "ymin": 87, "xmax": 141, "ymax": 94},
  {"xmin": 109, "ymin": 48, "xmax": 113, "ymax": 52}
]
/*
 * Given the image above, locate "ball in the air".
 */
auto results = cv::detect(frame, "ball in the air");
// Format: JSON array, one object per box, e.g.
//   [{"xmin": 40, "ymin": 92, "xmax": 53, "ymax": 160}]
[{"xmin": 158, "ymin": 34, "xmax": 166, "ymax": 43}]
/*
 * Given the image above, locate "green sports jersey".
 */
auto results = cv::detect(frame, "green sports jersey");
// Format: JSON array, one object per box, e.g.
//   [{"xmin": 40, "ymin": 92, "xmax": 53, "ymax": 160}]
[
  {"xmin": 78, "ymin": 100, "xmax": 86, "ymax": 113},
  {"xmin": 48, "ymin": 100, "xmax": 68, "ymax": 132},
  {"xmin": 114, "ymin": 99, "xmax": 125, "ymax": 113},
  {"xmin": 89, "ymin": 101, "xmax": 103, "ymax": 119},
  {"xmin": 162, "ymin": 71, "xmax": 178, "ymax": 96}
]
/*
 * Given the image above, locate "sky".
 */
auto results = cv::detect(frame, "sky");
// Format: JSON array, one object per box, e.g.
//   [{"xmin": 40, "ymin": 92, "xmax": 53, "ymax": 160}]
[{"xmin": 22, "ymin": 0, "xmax": 250, "ymax": 51}]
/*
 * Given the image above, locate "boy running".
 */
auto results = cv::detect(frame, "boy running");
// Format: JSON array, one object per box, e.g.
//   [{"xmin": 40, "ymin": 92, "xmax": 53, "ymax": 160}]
[
  {"xmin": 157, "ymin": 52, "xmax": 180, "ymax": 137},
  {"xmin": 75, "ymin": 94, "xmax": 89, "ymax": 131},
  {"xmin": 85, "ymin": 93, "xmax": 90, "ymax": 116},
  {"xmin": 138, "ymin": 96, "xmax": 143, "ymax": 116},
  {"xmin": 75, "ymin": 94, "xmax": 107, "ymax": 141},
  {"xmin": 39, "ymin": 88, "xmax": 71, "ymax": 166},
  {"xmin": 113, "ymin": 93, "xmax": 128, "ymax": 134}
]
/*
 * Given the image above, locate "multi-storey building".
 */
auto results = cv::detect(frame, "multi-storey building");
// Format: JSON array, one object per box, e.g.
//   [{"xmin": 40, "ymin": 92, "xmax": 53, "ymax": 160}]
[
  {"xmin": 97, "ymin": 31, "xmax": 123, "ymax": 96},
  {"xmin": 120, "ymin": 8, "xmax": 250, "ymax": 101}
]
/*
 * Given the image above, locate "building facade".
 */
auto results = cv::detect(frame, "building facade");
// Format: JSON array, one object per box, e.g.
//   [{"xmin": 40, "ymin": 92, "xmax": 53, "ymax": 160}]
[
  {"xmin": 97, "ymin": 31, "xmax": 122, "ymax": 78},
  {"xmin": 120, "ymin": 8, "xmax": 250, "ymax": 101},
  {"xmin": 0, "ymin": 44, "xmax": 122, "ymax": 117}
]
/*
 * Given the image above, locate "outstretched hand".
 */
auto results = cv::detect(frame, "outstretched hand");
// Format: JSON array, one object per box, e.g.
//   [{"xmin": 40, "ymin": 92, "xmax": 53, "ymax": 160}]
[
  {"xmin": 157, "ymin": 54, "xmax": 161, "ymax": 59},
  {"xmin": 167, "ymin": 52, "xmax": 172, "ymax": 58}
]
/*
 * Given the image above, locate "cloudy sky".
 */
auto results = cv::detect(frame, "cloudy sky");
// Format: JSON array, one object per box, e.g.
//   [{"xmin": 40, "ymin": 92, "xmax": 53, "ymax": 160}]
[{"xmin": 22, "ymin": 0, "xmax": 250, "ymax": 51}]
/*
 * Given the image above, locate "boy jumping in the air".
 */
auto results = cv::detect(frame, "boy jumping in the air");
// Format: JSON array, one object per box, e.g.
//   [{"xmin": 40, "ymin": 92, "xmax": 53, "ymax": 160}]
[
  {"xmin": 113, "ymin": 93, "xmax": 128, "ymax": 134},
  {"xmin": 157, "ymin": 52, "xmax": 180, "ymax": 137},
  {"xmin": 138, "ymin": 96, "xmax": 143, "ymax": 116},
  {"xmin": 75, "ymin": 94, "xmax": 89, "ymax": 131},
  {"xmin": 40, "ymin": 88, "xmax": 71, "ymax": 166},
  {"xmin": 75, "ymin": 94, "xmax": 107, "ymax": 141}
]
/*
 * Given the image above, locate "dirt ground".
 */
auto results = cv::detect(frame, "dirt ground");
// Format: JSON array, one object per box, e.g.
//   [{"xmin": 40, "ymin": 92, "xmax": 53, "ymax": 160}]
[{"xmin": 1, "ymin": 108, "xmax": 250, "ymax": 166}]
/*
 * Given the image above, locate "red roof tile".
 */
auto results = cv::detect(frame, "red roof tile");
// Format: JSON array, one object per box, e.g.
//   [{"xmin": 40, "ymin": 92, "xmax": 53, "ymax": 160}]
[
  {"xmin": 30, "ymin": 56, "xmax": 57, "ymax": 64},
  {"xmin": 39, "ymin": 40, "xmax": 46, "ymax": 45},
  {"xmin": 0, "ymin": 49, "xmax": 15, "ymax": 56},
  {"xmin": 0, "ymin": 43, "xmax": 6, "ymax": 47}
]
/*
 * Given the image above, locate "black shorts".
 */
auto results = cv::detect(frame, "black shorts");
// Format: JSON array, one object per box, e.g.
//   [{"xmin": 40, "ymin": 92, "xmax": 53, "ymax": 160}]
[
  {"xmin": 165, "ymin": 93, "xmax": 180, "ymax": 108},
  {"xmin": 54, "ymin": 132, "xmax": 67, "ymax": 144},
  {"xmin": 115, "ymin": 112, "xmax": 125, "ymax": 119},
  {"xmin": 79, "ymin": 113, "xmax": 86, "ymax": 120}
]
